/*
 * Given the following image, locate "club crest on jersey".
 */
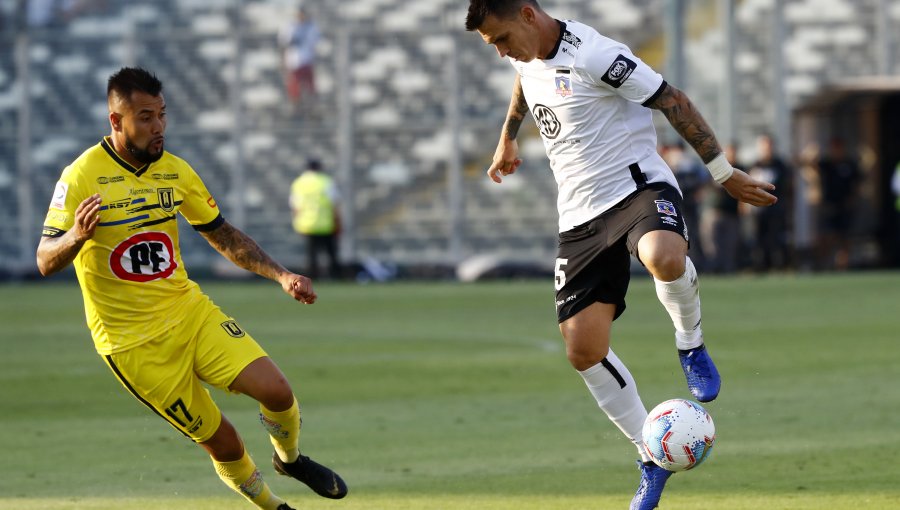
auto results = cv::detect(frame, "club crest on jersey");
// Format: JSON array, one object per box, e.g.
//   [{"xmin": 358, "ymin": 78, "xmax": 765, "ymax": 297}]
[
  {"xmin": 555, "ymin": 75, "xmax": 573, "ymax": 97},
  {"xmin": 157, "ymin": 187, "xmax": 175, "ymax": 212},
  {"xmin": 601, "ymin": 54, "xmax": 637, "ymax": 89},
  {"xmin": 220, "ymin": 320, "xmax": 246, "ymax": 338},
  {"xmin": 655, "ymin": 200, "xmax": 677, "ymax": 216}
]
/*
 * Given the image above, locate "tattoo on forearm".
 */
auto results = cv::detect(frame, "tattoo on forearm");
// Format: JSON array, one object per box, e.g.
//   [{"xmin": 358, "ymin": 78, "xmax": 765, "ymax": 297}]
[
  {"xmin": 649, "ymin": 85, "xmax": 721, "ymax": 163},
  {"xmin": 36, "ymin": 234, "xmax": 84, "ymax": 275},
  {"xmin": 202, "ymin": 222, "xmax": 284, "ymax": 280},
  {"xmin": 502, "ymin": 80, "xmax": 529, "ymax": 140}
]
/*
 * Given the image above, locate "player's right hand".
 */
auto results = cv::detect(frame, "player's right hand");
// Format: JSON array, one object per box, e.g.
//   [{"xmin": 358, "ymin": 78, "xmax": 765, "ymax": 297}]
[
  {"xmin": 73, "ymin": 194, "xmax": 102, "ymax": 241},
  {"xmin": 487, "ymin": 138, "xmax": 522, "ymax": 183}
]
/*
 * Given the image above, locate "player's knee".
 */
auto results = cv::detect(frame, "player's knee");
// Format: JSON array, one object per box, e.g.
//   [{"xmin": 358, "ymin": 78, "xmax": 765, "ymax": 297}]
[
  {"xmin": 559, "ymin": 313, "xmax": 612, "ymax": 371},
  {"xmin": 261, "ymin": 377, "xmax": 295, "ymax": 412},
  {"xmin": 565, "ymin": 343, "xmax": 609, "ymax": 372},
  {"xmin": 644, "ymin": 250, "xmax": 686, "ymax": 281}
]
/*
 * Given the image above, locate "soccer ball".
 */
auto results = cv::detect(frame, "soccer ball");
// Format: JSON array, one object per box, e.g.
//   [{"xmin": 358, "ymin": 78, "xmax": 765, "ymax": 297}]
[{"xmin": 642, "ymin": 398, "xmax": 716, "ymax": 472}]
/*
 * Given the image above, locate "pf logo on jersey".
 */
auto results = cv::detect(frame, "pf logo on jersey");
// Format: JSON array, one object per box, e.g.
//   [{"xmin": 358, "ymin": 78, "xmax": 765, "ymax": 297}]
[
  {"xmin": 532, "ymin": 104, "xmax": 561, "ymax": 139},
  {"xmin": 109, "ymin": 231, "xmax": 177, "ymax": 282}
]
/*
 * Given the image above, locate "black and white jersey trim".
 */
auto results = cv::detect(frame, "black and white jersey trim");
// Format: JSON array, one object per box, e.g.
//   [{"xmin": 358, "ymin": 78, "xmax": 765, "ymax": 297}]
[{"xmin": 641, "ymin": 80, "xmax": 668, "ymax": 107}]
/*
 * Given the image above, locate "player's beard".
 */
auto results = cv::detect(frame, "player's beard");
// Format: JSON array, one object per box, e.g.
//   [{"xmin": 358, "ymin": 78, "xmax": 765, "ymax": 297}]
[{"xmin": 124, "ymin": 135, "xmax": 164, "ymax": 164}]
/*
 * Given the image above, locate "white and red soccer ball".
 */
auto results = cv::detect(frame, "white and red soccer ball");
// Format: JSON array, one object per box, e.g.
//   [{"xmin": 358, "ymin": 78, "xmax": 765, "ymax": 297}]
[{"xmin": 642, "ymin": 398, "xmax": 716, "ymax": 472}]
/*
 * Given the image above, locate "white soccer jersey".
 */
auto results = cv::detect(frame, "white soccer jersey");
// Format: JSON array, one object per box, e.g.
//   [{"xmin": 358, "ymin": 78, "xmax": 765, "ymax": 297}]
[{"xmin": 511, "ymin": 20, "xmax": 680, "ymax": 232}]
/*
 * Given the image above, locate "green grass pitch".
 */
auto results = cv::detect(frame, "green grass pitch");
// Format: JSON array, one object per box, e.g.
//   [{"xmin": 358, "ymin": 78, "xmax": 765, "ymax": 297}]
[{"xmin": 2, "ymin": 271, "xmax": 899, "ymax": 509}]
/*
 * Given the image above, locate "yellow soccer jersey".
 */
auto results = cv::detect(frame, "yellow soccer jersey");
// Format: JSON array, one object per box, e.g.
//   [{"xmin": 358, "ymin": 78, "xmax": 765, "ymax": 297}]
[{"xmin": 42, "ymin": 137, "xmax": 224, "ymax": 355}]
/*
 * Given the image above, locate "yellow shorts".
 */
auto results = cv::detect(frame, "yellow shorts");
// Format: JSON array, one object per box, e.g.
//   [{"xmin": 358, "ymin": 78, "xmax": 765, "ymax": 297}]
[{"xmin": 102, "ymin": 300, "xmax": 268, "ymax": 443}]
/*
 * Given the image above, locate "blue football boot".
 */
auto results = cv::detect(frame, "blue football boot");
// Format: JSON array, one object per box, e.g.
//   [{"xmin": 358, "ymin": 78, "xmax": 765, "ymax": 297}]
[
  {"xmin": 678, "ymin": 344, "xmax": 721, "ymax": 402},
  {"xmin": 630, "ymin": 460, "xmax": 673, "ymax": 510}
]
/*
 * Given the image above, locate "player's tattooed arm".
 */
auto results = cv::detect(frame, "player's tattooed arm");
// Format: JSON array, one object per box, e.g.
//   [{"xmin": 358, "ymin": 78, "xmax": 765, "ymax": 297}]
[
  {"xmin": 200, "ymin": 220, "xmax": 288, "ymax": 282},
  {"xmin": 649, "ymin": 83, "xmax": 777, "ymax": 206},
  {"xmin": 37, "ymin": 234, "xmax": 88, "ymax": 276},
  {"xmin": 36, "ymin": 194, "xmax": 102, "ymax": 276},
  {"xmin": 488, "ymin": 76, "xmax": 527, "ymax": 183},
  {"xmin": 647, "ymin": 84, "xmax": 722, "ymax": 163},
  {"xmin": 202, "ymin": 220, "xmax": 317, "ymax": 303},
  {"xmin": 501, "ymin": 75, "xmax": 529, "ymax": 141}
]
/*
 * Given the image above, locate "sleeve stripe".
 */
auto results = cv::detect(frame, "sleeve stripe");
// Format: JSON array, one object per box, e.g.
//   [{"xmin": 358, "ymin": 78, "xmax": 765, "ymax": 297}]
[
  {"xmin": 192, "ymin": 213, "xmax": 225, "ymax": 232},
  {"xmin": 641, "ymin": 80, "xmax": 667, "ymax": 107}
]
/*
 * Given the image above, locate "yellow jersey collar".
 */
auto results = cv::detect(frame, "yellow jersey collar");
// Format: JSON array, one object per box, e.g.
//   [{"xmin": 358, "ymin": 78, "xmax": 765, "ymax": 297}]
[{"xmin": 101, "ymin": 136, "xmax": 151, "ymax": 177}]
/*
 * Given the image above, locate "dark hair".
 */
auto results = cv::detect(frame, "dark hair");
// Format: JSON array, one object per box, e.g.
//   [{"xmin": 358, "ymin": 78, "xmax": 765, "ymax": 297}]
[
  {"xmin": 465, "ymin": 0, "xmax": 539, "ymax": 31},
  {"xmin": 107, "ymin": 67, "xmax": 163, "ymax": 101}
]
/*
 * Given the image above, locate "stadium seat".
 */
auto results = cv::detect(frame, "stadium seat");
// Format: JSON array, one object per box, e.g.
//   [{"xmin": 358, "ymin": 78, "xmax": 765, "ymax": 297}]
[{"xmin": 1, "ymin": 0, "xmax": 892, "ymax": 271}]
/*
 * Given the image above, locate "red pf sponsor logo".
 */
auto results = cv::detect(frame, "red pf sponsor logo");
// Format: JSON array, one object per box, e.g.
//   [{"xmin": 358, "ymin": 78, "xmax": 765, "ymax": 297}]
[{"xmin": 109, "ymin": 232, "xmax": 177, "ymax": 282}]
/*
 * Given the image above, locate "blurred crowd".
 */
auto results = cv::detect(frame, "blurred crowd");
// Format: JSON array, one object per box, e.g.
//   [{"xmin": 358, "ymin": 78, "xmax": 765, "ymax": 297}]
[
  {"xmin": 660, "ymin": 134, "xmax": 900, "ymax": 274},
  {"xmin": 4, "ymin": 2, "xmax": 899, "ymax": 275}
]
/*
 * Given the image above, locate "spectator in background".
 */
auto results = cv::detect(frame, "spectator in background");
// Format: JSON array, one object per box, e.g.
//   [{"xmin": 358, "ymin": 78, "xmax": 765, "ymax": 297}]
[
  {"xmin": 817, "ymin": 137, "xmax": 861, "ymax": 270},
  {"xmin": 290, "ymin": 159, "xmax": 342, "ymax": 279},
  {"xmin": 794, "ymin": 142, "xmax": 823, "ymax": 271},
  {"xmin": 58, "ymin": 0, "xmax": 109, "ymax": 23},
  {"xmin": 700, "ymin": 143, "xmax": 742, "ymax": 274},
  {"xmin": 889, "ymin": 160, "xmax": 900, "ymax": 267},
  {"xmin": 747, "ymin": 134, "xmax": 793, "ymax": 271},
  {"xmin": 662, "ymin": 142, "xmax": 708, "ymax": 270},
  {"xmin": 22, "ymin": 0, "xmax": 106, "ymax": 28},
  {"xmin": 278, "ymin": 5, "xmax": 320, "ymax": 116},
  {"xmin": 26, "ymin": 0, "xmax": 57, "ymax": 28}
]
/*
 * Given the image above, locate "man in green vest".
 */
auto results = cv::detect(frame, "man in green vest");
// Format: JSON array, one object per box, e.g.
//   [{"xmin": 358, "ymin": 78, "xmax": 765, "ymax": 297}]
[{"xmin": 290, "ymin": 159, "xmax": 341, "ymax": 279}]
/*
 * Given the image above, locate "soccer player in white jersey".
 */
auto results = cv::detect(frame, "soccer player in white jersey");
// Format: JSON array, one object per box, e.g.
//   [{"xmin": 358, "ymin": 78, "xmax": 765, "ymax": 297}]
[
  {"xmin": 465, "ymin": 1, "xmax": 777, "ymax": 509},
  {"xmin": 36, "ymin": 67, "xmax": 347, "ymax": 509}
]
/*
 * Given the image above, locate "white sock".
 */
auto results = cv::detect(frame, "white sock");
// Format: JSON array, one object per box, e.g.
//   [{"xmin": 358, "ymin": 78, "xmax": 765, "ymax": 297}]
[
  {"xmin": 654, "ymin": 256, "xmax": 704, "ymax": 350},
  {"xmin": 578, "ymin": 350, "xmax": 650, "ymax": 462}
]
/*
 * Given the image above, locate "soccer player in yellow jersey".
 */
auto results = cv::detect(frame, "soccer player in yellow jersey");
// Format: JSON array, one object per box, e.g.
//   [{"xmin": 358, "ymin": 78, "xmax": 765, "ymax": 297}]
[{"xmin": 36, "ymin": 67, "xmax": 347, "ymax": 510}]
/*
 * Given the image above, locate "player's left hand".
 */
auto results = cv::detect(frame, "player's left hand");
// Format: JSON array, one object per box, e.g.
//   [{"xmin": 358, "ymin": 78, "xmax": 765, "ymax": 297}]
[
  {"xmin": 722, "ymin": 168, "xmax": 778, "ymax": 207},
  {"xmin": 281, "ymin": 273, "xmax": 317, "ymax": 304}
]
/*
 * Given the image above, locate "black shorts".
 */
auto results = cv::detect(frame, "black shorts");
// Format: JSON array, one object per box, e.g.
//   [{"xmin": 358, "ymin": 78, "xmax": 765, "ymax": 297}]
[{"xmin": 555, "ymin": 182, "xmax": 688, "ymax": 323}]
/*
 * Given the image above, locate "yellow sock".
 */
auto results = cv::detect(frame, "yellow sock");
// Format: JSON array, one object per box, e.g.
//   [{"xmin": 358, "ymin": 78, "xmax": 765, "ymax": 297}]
[
  {"xmin": 213, "ymin": 451, "xmax": 285, "ymax": 510},
  {"xmin": 260, "ymin": 397, "xmax": 301, "ymax": 463}
]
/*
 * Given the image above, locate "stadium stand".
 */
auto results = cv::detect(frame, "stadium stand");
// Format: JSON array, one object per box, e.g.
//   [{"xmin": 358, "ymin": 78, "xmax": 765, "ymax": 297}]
[{"xmin": 1, "ymin": 0, "xmax": 896, "ymax": 276}]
